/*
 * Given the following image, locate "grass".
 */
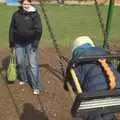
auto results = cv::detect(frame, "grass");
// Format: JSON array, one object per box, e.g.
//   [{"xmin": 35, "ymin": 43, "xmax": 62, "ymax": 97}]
[
  {"xmin": 0, "ymin": 4, "xmax": 17, "ymax": 48},
  {"xmin": 0, "ymin": 4, "xmax": 120, "ymax": 48}
]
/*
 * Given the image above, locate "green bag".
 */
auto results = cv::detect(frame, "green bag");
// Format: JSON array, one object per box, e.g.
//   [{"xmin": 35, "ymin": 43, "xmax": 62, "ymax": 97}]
[{"xmin": 7, "ymin": 49, "xmax": 17, "ymax": 82}]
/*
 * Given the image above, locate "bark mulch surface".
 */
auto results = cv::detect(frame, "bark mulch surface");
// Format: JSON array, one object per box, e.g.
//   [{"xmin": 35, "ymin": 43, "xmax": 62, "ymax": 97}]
[
  {"xmin": 0, "ymin": 47, "xmax": 73, "ymax": 120},
  {"xmin": 0, "ymin": 44, "xmax": 120, "ymax": 120}
]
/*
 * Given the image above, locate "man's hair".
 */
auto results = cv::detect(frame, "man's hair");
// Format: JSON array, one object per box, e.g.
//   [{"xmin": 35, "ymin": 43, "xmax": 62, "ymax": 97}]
[{"xmin": 19, "ymin": 0, "xmax": 32, "ymax": 4}]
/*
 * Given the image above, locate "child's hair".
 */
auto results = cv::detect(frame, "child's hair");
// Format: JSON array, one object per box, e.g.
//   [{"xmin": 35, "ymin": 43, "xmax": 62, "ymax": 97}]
[{"xmin": 19, "ymin": 0, "xmax": 32, "ymax": 4}]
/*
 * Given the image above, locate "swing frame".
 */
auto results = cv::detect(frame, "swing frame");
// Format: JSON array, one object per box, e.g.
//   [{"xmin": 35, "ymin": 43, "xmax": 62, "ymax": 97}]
[
  {"xmin": 39, "ymin": 0, "xmax": 120, "ymax": 118},
  {"xmin": 66, "ymin": 53, "xmax": 120, "ymax": 117}
]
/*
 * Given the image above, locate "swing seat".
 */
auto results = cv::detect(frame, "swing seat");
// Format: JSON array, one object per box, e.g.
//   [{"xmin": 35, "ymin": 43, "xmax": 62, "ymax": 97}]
[
  {"xmin": 68, "ymin": 54, "xmax": 120, "ymax": 118},
  {"xmin": 71, "ymin": 90, "xmax": 120, "ymax": 117}
]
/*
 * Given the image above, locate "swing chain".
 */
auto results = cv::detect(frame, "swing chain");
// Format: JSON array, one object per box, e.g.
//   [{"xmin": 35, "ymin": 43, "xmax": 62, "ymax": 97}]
[{"xmin": 39, "ymin": 0, "xmax": 68, "ymax": 77}]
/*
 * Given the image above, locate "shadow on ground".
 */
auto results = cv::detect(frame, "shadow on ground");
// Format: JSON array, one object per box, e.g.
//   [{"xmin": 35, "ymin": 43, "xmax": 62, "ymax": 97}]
[{"xmin": 20, "ymin": 103, "xmax": 48, "ymax": 120}]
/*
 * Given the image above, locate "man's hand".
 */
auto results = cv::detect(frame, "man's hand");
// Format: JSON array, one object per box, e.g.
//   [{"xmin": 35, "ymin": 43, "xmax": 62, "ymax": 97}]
[
  {"xmin": 32, "ymin": 41, "xmax": 39, "ymax": 52},
  {"xmin": 10, "ymin": 48, "xmax": 15, "ymax": 55},
  {"xmin": 10, "ymin": 48, "xmax": 14, "ymax": 53}
]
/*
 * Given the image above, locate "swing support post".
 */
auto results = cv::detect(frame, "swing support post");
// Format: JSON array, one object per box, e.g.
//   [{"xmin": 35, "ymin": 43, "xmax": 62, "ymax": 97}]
[{"xmin": 103, "ymin": 0, "xmax": 115, "ymax": 48}]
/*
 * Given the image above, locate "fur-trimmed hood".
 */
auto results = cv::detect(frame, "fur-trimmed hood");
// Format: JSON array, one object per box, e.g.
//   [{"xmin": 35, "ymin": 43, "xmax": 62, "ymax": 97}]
[{"xmin": 27, "ymin": 5, "xmax": 36, "ymax": 12}]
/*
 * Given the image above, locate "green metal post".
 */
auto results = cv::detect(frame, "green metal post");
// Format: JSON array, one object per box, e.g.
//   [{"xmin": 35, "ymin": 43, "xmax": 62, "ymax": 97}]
[{"xmin": 103, "ymin": 0, "xmax": 115, "ymax": 49}]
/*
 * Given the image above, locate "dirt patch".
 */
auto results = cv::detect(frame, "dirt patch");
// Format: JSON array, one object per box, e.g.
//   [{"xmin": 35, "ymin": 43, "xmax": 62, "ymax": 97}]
[
  {"xmin": 109, "ymin": 42, "xmax": 120, "ymax": 52},
  {"xmin": 0, "ymin": 47, "xmax": 73, "ymax": 120},
  {"xmin": 0, "ymin": 44, "xmax": 120, "ymax": 120}
]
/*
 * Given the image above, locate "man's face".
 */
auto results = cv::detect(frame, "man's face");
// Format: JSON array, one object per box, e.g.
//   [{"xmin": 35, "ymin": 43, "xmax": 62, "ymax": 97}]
[{"xmin": 22, "ymin": 0, "xmax": 31, "ymax": 12}]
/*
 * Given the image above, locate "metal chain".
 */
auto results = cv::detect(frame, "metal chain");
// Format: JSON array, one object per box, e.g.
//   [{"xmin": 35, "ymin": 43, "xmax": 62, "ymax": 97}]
[
  {"xmin": 38, "ymin": 0, "xmax": 68, "ymax": 77},
  {"xmin": 39, "ymin": 1, "xmax": 111, "ymax": 75},
  {"xmin": 94, "ymin": 0, "xmax": 108, "ymax": 48}
]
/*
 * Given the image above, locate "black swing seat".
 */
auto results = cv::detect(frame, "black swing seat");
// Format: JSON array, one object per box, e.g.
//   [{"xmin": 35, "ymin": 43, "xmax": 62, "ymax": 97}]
[
  {"xmin": 69, "ymin": 54, "xmax": 120, "ymax": 68},
  {"xmin": 68, "ymin": 54, "xmax": 120, "ymax": 117},
  {"xmin": 71, "ymin": 89, "xmax": 120, "ymax": 117}
]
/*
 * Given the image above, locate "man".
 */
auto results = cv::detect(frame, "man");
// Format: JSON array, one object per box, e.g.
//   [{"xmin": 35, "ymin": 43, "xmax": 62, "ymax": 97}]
[
  {"xmin": 9, "ymin": 0, "xmax": 42, "ymax": 94},
  {"xmin": 65, "ymin": 36, "xmax": 120, "ymax": 120}
]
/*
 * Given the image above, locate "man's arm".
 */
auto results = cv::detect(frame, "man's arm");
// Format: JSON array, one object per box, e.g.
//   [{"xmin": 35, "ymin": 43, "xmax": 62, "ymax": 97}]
[
  {"xmin": 9, "ymin": 13, "xmax": 16, "ymax": 48},
  {"xmin": 32, "ymin": 11, "xmax": 42, "ymax": 49}
]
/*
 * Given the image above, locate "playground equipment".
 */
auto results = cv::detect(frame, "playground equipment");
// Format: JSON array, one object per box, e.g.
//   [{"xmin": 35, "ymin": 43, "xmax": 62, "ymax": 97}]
[
  {"xmin": 67, "ymin": 55, "xmax": 120, "ymax": 118},
  {"xmin": 95, "ymin": 0, "xmax": 115, "ymax": 49},
  {"xmin": 39, "ymin": 0, "xmax": 120, "ymax": 118}
]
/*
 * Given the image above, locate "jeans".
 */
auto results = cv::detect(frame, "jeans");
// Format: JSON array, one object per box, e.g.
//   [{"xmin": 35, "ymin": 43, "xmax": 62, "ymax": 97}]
[{"xmin": 16, "ymin": 44, "xmax": 42, "ymax": 90}]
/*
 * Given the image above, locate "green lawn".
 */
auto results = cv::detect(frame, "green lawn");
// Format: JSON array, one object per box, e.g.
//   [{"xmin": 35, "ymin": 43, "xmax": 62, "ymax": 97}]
[{"xmin": 0, "ymin": 4, "xmax": 120, "ymax": 48}]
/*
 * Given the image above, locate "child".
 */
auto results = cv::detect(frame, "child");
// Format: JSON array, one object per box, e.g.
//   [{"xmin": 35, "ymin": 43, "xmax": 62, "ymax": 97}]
[{"xmin": 65, "ymin": 36, "xmax": 120, "ymax": 120}]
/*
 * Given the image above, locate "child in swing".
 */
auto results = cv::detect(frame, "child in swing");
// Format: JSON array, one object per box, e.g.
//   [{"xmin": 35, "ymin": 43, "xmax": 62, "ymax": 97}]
[{"xmin": 65, "ymin": 36, "xmax": 120, "ymax": 120}]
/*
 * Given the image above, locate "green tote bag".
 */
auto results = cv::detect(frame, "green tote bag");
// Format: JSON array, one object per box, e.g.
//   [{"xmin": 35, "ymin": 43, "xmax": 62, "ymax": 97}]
[{"xmin": 7, "ymin": 49, "xmax": 17, "ymax": 82}]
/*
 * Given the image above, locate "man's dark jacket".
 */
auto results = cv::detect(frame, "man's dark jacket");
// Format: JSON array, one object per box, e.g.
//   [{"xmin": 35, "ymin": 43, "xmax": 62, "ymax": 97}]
[{"xmin": 9, "ymin": 7, "xmax": 42, "ymax": 48}]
